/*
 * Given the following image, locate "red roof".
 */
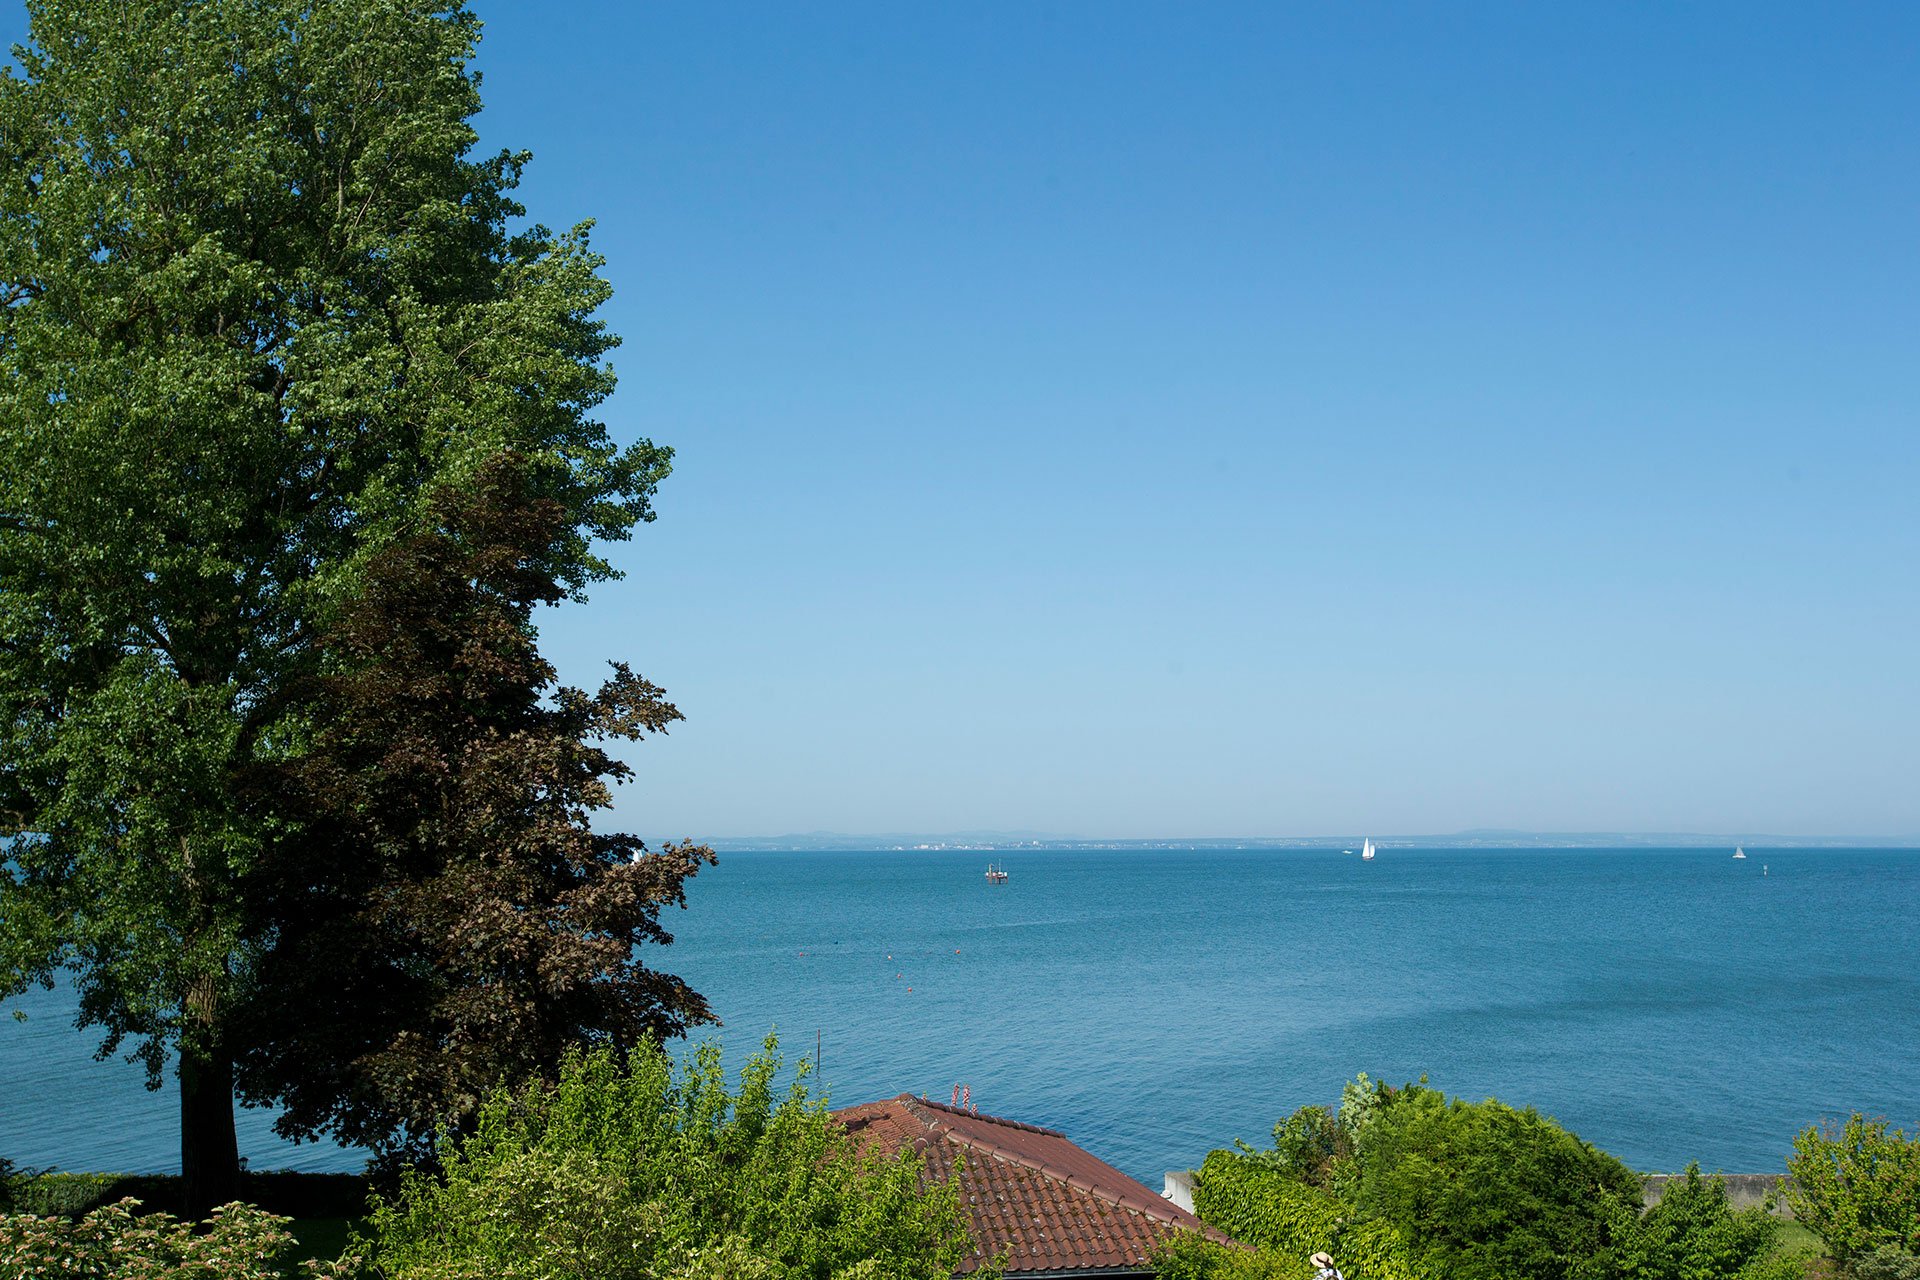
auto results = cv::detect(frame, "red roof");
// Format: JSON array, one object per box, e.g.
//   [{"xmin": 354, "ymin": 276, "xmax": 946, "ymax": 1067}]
[{"xmin": 834, "ymin": 1094, "xmax": 1232, "ymax": 1275}]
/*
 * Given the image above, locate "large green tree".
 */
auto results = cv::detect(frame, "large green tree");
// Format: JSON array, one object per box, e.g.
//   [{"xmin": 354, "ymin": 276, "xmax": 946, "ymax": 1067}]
[{"xmin": 0, "ymin": 0, "xmax": 669, "ymax": 1215}]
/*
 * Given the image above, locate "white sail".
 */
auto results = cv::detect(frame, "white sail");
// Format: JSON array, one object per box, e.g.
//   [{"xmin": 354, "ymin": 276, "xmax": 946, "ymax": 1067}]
[{"xmin": 1361, "ymin": 838, "xmax": 1376, "ymax": 861}]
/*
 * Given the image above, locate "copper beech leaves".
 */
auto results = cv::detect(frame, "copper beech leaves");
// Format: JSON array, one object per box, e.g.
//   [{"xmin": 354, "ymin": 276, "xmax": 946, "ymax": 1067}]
[{"xmin": 234, "ymin": 458, "xmax": 713, "ymax": 1163}]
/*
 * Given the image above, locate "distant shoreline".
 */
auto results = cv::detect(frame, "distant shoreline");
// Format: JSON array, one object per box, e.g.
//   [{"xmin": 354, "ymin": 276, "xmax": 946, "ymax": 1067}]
[{"xmin": 701, "ymin": 835, "xmax": 1920, "ymax": 853}]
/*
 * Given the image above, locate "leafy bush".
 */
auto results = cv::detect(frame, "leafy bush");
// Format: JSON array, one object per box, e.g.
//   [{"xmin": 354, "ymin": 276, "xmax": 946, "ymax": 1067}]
[
  {"xmin": 361, "ymin": 1036, "xmax": 976, "ymax": 1280},
  {"xmin": 1786, "ymin": 1115, "xmax": 1920, "ymax": 1266},
  {"xmin": 1151, "ymin": 1230, "xmax": 1312, "ymax": 1280},
  {"xmin": 4, "ymin": 1172, "xmax": 162, "ymax": 1218},
  {"xmin": 1850, "ymin": 1246, "xmax": 1920, "ymax": 1280},
  {"xmin": 0, "ymin": 1197, "xmax": 358, "ymax": 1278},
  {"xmin": 1611, "ymin": 1165, "xmax": 1786, "ymax": 1280},
  {"xmin": 1211, "ymin": 1079, "xmax": 1827, "ymax": 1280},
  {"xmin": 1354, "ymin": 1083, "xmax": 1642, "ymax": 1280},
  {"xmin": 1338, "ymin": 1072, "xmax": 1389, "ymax": 1153},
  {"xmin": 1252, "ymin": 1106, "xmax": 1346, "ymax": 1190},
  {"xmin": 0, "ymin": 1170, "xmax": 366, "ymax": 1222},
  {"xmin": 1233, "ymin": 1075, "xmax": 1397, "ymax": 1200},
  {"xmin": 1192, "ymin": 1150, "xmax": 1432, "ymax": 1280}
]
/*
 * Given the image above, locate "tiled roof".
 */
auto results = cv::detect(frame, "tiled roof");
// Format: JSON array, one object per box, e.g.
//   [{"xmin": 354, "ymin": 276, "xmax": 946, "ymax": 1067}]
[{"xmin": 834, "ymin": 1094, "xmax": 1233, "ymax": 1275}]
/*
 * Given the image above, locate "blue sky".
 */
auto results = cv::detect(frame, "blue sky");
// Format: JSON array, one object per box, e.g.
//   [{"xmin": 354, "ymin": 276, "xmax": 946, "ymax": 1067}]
[{"xmin": 16, "ymin": 4, "xmax": 1920, "ymax": 838}]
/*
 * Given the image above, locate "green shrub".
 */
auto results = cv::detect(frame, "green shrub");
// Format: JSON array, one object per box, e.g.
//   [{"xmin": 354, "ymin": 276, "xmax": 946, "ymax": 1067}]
[
  {"xmin": 1611, "ymin": 1165, "xmax": 1785, "ymax": 1280},
  {"xmin": 361, "ymin": 1035, "xmax": 976, "ymax": 1280},
  {"xmin": 1220, "ymin": 1079, "xmax": 1827, "ymax": 1280},
  {"xmin": 1354, "ymin": 1084, "xmax": 1642, "ymax": 1280},
  {"xmin": 0, "ymin": 1171, "xmax": 368, "ymax": 1221},
  {"xmin": 1151, "ymin": 1230, "xmax": 1311, "ymax": 1280},
  {"xmin": 1251, "ymin": 1106, "xmax": 1346, "ymax": 1191},
  {"xmin": 1786, "ymin": 1115, "xmax": 1920, "ymax": 1266},
  {"xmin": 1192, "ymin": 1150, "xmax": 1432, "ymax": 1280},
  {"xmin": 5, "ymin": 1174, "xmax": 167, "ymax": 1220},
  {"xmin": 0, "ymin": 1197, "xmax": 359, "ymax": 1278},
  {"xmin": 1192, "ymin": 1152, "xmax": 1339, "ymax": 1252},
  {"xmin": 1850, "ymin": 1246, "xmax": 1920, "ymax": 1280},
  {"xmin": 1338, "ymin": 1072, "xmax": 1389, "ymax": 1153},
  {"xmin": 1734, "ymin": 1249, "xmax": 1822, "ymax": 1280}
]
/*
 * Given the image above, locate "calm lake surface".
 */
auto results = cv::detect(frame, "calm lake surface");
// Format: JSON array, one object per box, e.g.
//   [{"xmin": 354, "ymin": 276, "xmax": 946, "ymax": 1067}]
[{"xmin": 4, "ymin": 847, "xmax": 1916, "ymax": 1184}]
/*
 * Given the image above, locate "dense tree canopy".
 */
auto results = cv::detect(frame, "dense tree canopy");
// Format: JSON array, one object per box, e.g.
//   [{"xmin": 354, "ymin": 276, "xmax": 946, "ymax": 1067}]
[
  {"xmin": 0, "ymin": 0, "xmax": 679, "ymax": 1212},
  {"xmin": 234, "ymin": 458, "xmax": 712, "ymax": 1162}
]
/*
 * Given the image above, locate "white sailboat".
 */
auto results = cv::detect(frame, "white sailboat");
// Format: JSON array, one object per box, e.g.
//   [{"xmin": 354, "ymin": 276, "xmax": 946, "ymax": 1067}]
[
  {"xmin": 1732, "ymin": 847, "xmax": 1747, "ymax": 860},
  {"xmin": 1361, "ymin": 839, "xmax": 1376, "ymax": 862}
]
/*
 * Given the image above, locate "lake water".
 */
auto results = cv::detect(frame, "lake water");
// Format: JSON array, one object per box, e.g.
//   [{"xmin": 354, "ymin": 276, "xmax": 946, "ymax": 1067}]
[{"xmin": 3, "ymin": 847, "xmax": 1916, "ymax": 1186}]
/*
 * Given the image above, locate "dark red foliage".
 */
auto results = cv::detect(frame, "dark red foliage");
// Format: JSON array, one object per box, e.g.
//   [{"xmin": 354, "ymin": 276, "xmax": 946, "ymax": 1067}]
[{"xmin": 234, "ymin": 455, "xmax": 713, "ymax": 1159}]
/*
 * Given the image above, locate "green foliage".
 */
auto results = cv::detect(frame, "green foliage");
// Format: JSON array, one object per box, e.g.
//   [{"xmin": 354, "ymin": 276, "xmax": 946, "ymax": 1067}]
[
  {"xmin": 1151, "ymin": 1231, "xmax": 1312, "ymax": 1280},
  {"xmin": 1230, "ymin": 1073, "xmax": 1394, "ymax": 1198},
  {"xmin": 1786, "ymin": 1115, "xmax": 1920, "ymax": 1266},
  {"xmin": 1212, "ymin": 1077, "xmax": 1814, "ymax": 1280},
  {"xmin": 1610, "ymin": 1165, "xmax": 1785, "ymax": 1280},
  {"xmin": 360, "ymin": 1036, "xmax": 975, "ymax": 1280},
  {"xmin": 1254, "ymin": 1106, "xmax": 1347, "ymax": 1191},
  {"xmin": 1338, "ymin": 1072, "xmax": 1389, "ymax": 1154},
  {"xmin": 1192, "ymin": 1151, "xmax": 1433, "ymax": 1280},
  {"xmin": 289, "ymin": 1219, "xmax": 361, "ymax": 1268},
  {"xmin": 1850, "ymin": 1247, "xmax": 1920, "ymax": 1280},
  {"xmin": 0, "ymin": 0, "xmax": 676, "ymax": 1201},
  {"xmin": 5, "ymin": 1174, "xmax": 143, "ymax": 1219},
  {"xmin": 1733, "ymin": 1250, "xmax": 1822, "ymax": 1280},
  {"xmin": 0, "ymin": 1171, "xmax": 368, "ymax": 1222},
  {"xmin": 1354, "ymin": 1083, "xmax": 1642, "ymax": 1280},
  {"xmin": 0, "ymin": 1197, "xmax": 359, "ymax": 1278}
]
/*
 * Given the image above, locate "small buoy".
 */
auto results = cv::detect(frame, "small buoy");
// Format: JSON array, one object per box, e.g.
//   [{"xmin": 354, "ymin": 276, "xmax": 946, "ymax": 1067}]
[
  {"xmin": 895, "ymin": 973, "xmax": 902, "ymax": 979},
  {"xmin": 887, "ymin": 954, "xmax": 893, "ymax": 960},
  {"xmin": 954, "ymin": 949, "xmax": 961, "ymax": 954},
  {"xmin": 906, "ymin": 987, "xmax": 913, "ymax": 993}
]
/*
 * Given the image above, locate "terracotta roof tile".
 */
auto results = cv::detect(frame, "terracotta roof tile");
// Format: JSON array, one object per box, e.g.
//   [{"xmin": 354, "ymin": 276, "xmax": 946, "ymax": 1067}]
[{"xmin": 835, "ymin": 1094, "xmax": 1234, "ymax": 1275}]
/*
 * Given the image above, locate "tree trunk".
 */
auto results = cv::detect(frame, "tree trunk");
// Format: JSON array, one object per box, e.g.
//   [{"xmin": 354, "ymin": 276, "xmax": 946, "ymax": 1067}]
[{"xmin": 179, "ymin": 983, "xmax": 239, "ymax": 1220}]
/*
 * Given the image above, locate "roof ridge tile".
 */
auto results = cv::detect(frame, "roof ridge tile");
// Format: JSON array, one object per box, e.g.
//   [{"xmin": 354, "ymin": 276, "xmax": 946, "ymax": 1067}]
[{"xmin": 904, "ymin": 1092, "xmax": 1071, "ymax": 1138}]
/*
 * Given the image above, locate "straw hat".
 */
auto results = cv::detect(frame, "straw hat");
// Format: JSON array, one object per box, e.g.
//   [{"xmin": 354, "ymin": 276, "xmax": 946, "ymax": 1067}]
[{"xmin": 1310, "ymin": 1253, "xmax": 1334, "ymax": 1267}]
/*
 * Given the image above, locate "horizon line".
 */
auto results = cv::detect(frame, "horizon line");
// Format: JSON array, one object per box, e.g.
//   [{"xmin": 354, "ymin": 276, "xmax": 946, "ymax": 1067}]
[{"xmin": 689, "ymin": 829, "xmax": 1920, "ymax": 850}]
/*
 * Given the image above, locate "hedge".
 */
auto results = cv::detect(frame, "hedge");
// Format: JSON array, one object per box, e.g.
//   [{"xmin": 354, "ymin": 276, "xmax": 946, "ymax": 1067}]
[
  {"xmin": 0, "ymin": 1171, "xmax": 369, "ymax": 1221},
  {"xmin": 1193, "ymin": 1151, "xmax": 1435, "ymax": 1280}
]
